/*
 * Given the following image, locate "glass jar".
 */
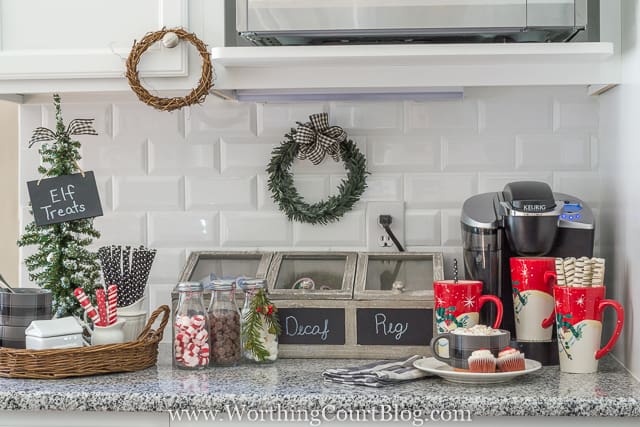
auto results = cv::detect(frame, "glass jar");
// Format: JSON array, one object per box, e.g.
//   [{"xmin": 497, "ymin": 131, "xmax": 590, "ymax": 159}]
[
  {"xmin": 239, "ymin": 278, "xmax": 279, "ymax": 363},
  {"xmin": 173, "ymin": 282, "xmax": 210, "ymax": 370},
  {"xmin": 208, "ymin": 279, "xmax": 241, "ymax": 366}
]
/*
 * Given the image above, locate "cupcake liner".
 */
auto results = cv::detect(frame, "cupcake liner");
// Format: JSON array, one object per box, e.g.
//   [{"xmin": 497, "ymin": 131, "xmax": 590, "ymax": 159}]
[
  {"xmin": 497, "ymin": 352, "xmax": 526, "ymax": 372},
  {"xmin": 468, "ymin": 354, "xmax": 497, "ymax": 373}
]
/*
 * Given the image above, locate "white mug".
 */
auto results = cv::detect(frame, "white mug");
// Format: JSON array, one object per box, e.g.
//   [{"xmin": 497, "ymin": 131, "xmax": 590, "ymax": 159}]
[{"xmin": 83, "ymin": 312, "xmax": 127, "ymax": 345}]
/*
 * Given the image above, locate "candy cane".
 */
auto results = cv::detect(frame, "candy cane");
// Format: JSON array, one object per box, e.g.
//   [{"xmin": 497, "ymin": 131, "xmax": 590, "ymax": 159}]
[
  {"xmin": 96, "ymin": 288, "xmax": 108, "ymax": 327},
  {"xmin": 74, "ymin": 288, "xmax": 100, "ymax": 324},
  {"xmin": 107, "ymin": 284, "xmax": 118, "ymax": 325}
]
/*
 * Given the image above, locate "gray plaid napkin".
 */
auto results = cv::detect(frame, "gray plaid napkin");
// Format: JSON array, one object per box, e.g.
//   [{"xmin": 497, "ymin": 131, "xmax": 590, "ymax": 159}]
[{"xmin": 322, "ymin": 355, "xmax": 432, "ymax": 388}]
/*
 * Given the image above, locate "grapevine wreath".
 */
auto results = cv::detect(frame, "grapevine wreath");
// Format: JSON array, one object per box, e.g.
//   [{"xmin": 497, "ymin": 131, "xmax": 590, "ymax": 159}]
[
  {"xmin": 267, "ymin": 113, "xmax": 368, "ymax": 225},
  {"xmin": 125, "ymin": 28, "xmax": 212, "ymax": 112}
]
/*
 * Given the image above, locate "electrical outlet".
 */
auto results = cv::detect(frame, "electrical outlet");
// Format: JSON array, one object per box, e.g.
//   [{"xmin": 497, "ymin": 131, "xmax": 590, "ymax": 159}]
[{"xmin": 366, "ymin": 202, "xmax": 405, "ymax": 251}]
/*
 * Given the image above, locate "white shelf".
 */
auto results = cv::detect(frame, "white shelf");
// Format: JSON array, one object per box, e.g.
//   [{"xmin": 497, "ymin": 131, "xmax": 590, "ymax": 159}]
[{"xmin": 211, "ymin": 43, "xmax": 618, "ymax": 91}]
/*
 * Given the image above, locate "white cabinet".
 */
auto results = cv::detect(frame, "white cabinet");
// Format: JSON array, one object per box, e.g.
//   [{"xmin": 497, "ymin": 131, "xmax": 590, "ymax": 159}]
[
  {"xmin": 0, "ymin": 0, "xmax": 188, "ymax": 79},
  {"xmin": 0, "ymin": 0, "xmax": 228, "ymax": 94}
]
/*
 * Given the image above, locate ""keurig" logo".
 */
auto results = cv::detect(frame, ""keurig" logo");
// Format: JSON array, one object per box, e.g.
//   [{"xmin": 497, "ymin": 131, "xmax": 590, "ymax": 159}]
[{"xmin": 523, "ymin": 204, "xmax": 547, "ymax": 212}]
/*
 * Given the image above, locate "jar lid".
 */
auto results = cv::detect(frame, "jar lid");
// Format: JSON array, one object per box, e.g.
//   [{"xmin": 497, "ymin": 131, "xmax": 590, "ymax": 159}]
[
  {"xmin": 177, "ymin": 281, "xmax": 203, "ymax": 292},
  {"xmin": 237, "ymin": 278, "xmax": 266, "ymax": 291},
  {"xmin": 211, "ymin": 279, "xmax": 236, "ymax": 291}
]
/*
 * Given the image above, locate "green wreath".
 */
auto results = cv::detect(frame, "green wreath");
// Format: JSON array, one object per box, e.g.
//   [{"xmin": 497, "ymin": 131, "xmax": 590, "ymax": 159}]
[{"xmin": 267, "ymin": 113, "xmax": 368, "ymax": 225}]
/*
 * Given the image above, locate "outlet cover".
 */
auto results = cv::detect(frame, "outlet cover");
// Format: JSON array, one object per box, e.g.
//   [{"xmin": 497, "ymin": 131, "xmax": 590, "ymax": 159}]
[{"xmin": 366, "ymin": 202, "xmax": 405, "ymax": 251}]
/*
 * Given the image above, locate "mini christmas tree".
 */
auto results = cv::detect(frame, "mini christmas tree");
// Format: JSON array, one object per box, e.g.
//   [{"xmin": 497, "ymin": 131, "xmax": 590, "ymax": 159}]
[{"xmin": 17, "ymin": 94, "xmax": 101, "ymax": 317}]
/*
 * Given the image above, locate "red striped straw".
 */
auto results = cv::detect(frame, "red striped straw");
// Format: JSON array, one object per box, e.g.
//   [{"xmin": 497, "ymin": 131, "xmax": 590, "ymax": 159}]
[
  {"xmin": 96, "ymin": 288, "xmax": 108, "ymax": 327},
  {"xmin": 107, "ymin": 284, "xmax": 118, "ymax": 326},
  {"xmin": 74, "ymin": 288, "xmax": 100, "ymax": 324}
]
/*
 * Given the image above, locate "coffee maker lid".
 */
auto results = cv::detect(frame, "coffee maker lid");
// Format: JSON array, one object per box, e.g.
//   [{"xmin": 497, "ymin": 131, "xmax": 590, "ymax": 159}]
[{"xmin": 502, "ymin": 181, "xmax": 558, "ymax": 214}]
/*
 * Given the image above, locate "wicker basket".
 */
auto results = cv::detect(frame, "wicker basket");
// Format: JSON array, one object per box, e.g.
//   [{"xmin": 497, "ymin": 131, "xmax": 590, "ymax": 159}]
[{"xmin": 0, "ymin": 305, "xmax": 170, "ymax": 379}]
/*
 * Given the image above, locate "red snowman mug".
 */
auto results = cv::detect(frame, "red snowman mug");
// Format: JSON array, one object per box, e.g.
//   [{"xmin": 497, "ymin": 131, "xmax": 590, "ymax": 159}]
[
  {"xmin": 545, "ymin": 275, "xmax": 624, "ymax": 373},
  {"xmin": 433, "ymin": 280, "xmax": 503, "ymax": 333},
  {"xmin": 510, "ymin": 257, "xmax": 557, "ymax": 341}
]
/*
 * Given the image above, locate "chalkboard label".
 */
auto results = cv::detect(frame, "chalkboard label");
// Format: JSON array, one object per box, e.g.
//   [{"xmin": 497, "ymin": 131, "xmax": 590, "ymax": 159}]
[
  {"xmin": 356, "ymin": 308, "xmax": 433, "ymax": 346},
  {"xmin": 278, "ymin": 308, "xmax": 345, "ymax": 345},
  {"xmin": 27, "ymin": 172, "xmax": 103, "ymax": 226}
]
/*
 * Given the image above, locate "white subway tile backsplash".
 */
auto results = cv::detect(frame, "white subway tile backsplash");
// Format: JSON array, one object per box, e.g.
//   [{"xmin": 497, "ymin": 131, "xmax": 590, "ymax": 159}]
[
  {"xmin": 82, "ymin": 140, "xmax": 147, "ymax": 175},
  {"xmin": 554, "ymin": 100, "xmax": 599, "ymax": 132},
  {"xmin": 404, "ymin": 173, "xmax": 477, "ymax": 207},
  {"xmin": 44, "ymin": 104, "xmax": 113, "ymax": 138},
  {"xmin": 257, "ymin": 175, "xmax": 278, "ymax": 210},
  {"xmin": 114, "ymin": 104, "xmax": 183, "ymax": 138},
  {"xmin": 367, "ymin": 136, "xmax": 440, "ymax": 172},
  {"xmin": 259, "ymin": 103, "xmax": 327, "ymax": 135},
  {"xmin": 441, "ymin": 209, "xmax": 462, "ymax": 246},
  {"xmin": 19, "ymin": 88, "xmax": 602, "ymax": 287},
  {"xmin": 186, "ymin": 100, "xmax": 256, "ymax": 138},
  {"xmin": 478, "ymin": 172, "xmax": 553, "ymax": 193},
  {"xmin": 406, "ymin": 100, "xmax": 477, "ymax": 131},
  {"xmin": 405, "ymin": 210, "xmax": 441, "ymax": 246},
  {"xmin": 95, "ymin": 176, "xmax": 113, "ymax": 212},
  {"xmin": 330, "ymin": 102, "xmax": 402, "ymax": 133},
  {"xmin": 479, "ymin": 100, "xmax": 552, "ymax": 132},
  {"xmin": 354, "ymin": 174, "xmax": 402, "ymax": 202},
  {"xmin": 221, "ymin": 212, "xmax": 292, "ymax": 247},
  {"xmin": 149, "ymin": 142, "xmax": 218, "ymax": 176},
  {"xmin": 220, "ymin": 137, "xmax": 276, "ymax": 174},
  {"xmin": 186, "ymin": 176, "xmax": 257, "ymax": 210},
  {"xmin": 294, "ymin": 211, "xmax": 366, "ymax": 247},
  {"xmin": 94, "ymin": 213, "xmax": 146, "ymax": 246},
  {"xmin": 516, "ymin": 134, "xmax": 591, "ymax": 170},
  {"xmin": 292, "ymin": 175, "xmax": 331, "ymax": 204},
  {"xmin": 147, "ymin": 249, "xmax": 186, "ymax": 285},
  {"xmin": 114, "ymin": 176, "xmax": 183, "ymax": 211},
  {"xmin": 553, "ymin": 172, "xmax": 601, "ymax": 205},
  {"xmin": 149, "ymin": 212, "xmax": 219, "ymax": 248},
  {"xmin": 443, "ymin": 135, "xmax": 514, "ymax": 171}
]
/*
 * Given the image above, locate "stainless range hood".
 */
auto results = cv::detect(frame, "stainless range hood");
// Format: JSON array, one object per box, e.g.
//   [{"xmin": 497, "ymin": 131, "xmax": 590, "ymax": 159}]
[{"xmin": 235, "ymin": 0, "xmax": 594, "ymax": 46}]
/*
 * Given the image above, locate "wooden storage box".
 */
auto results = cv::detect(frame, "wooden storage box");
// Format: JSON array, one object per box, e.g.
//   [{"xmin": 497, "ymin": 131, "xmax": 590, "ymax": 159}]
[
  {"xmin": 266, "ymin": 251, "xmax": 357, "ymax": 300},
  {"xmin": 173, "ymin": 251, "xmax": 273, "ymax": 312},
  {"xmin": 273, "ymin": 251, "xmax": 443, "ymax": 359},
  {"xmin": 276, "ymin": 299, "xmax": 435, "ymax": 359}
]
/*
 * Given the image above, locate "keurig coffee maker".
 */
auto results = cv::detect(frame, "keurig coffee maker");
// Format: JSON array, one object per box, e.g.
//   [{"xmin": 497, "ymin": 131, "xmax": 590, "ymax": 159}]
[{"xmin": 460, "ymin": 181, "xmax": 595, "ymax": 364}]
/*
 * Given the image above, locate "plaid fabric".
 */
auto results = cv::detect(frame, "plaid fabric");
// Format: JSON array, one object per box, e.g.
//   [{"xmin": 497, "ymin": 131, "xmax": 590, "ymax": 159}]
[
  {"xmin": 322, "ymin": 355, "xmax": 432, "ymax": 388},
  {"xmin": 28, "ymin": 118, "xmax": 97, "ymax": 148},
  {"xmin": 28, "ymin": 127, "xmax": 57, "ymax": 148},
  {"xmin": 295, "ymin": 113, "xmax": 346, "ymax": 165},
  {"xmin": 66, "ymin": 118, "xmax": 98, "ymax": 137}
]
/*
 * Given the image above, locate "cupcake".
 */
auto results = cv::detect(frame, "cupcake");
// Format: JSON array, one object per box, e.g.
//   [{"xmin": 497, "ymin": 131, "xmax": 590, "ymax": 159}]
[
  {"xmin": 497, "ymin": 347, "xmax": 526, "ymax": 372},
  {"xmin": 467, "ymin": 349, "xmax": 496, "ymax": 373}
]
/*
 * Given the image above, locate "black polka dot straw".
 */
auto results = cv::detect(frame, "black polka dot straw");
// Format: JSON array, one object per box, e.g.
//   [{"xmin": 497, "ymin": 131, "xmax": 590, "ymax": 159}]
[{"xmin": 98, "ymin": 245, "xmax": 157, "ymax": 307}]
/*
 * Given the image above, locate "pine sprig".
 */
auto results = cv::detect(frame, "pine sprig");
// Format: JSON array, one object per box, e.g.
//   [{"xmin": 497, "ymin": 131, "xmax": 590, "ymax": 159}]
[
  {"xmin": 267, "ymin": 127, "xmax": 368, "ymax": 225},
  {"xmin": 17, "ymin": 94, "xmax": 101, "ymax": 317},
  {"xmin": 241, "ymin": 289, "xmax": 281, "ymax": 362}
]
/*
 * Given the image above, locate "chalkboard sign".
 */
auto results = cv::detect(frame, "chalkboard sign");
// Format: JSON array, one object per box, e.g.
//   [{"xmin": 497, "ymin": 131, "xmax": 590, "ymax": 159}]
[
  {"xmin": 356, "ymin": 308, "xmax": 433, "ymax": 346},
  {"xmin": 278, "ymin": 308, "xmax": 345, "ymax": 345},
  {"xmin": 27, "ymin": 172, "xmax": 103, "ymax": 226}
]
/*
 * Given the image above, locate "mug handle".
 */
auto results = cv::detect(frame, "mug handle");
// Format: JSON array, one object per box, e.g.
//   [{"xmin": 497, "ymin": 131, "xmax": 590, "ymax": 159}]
[
  {"xmin": 595, "ymin": 299, "xmax": 624, "ymax": 360},
  {"xmin": 478, "ymin": 295, "xmax": 503, "ymax": 329},
  {"xmin": 540, "ymin": 271, "xmax": 557, "ymax": 329},
  {"xmin": 430, "ymin": 333, "xmax": 452, "ymax": 363},
  {"xmin": 82, "ymin": 312, "xmax": 94, "ymax": 336}
]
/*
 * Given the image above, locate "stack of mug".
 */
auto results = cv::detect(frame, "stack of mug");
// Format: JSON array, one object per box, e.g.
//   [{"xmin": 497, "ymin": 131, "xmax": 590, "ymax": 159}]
[
  {"xmin": 0, "ymin": 288, "xmax": 52, "ymax": 348},
  {"xmin": 432, "ymin": 257, "xmax": 624, "ymax": 374},
  {"xmin": 510, "ymin": 257, "xmax": 623, "ymax": 374}
]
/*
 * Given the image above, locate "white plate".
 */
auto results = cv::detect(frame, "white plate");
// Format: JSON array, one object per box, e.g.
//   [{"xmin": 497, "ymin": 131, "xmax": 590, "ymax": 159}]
[{"xmin": 413, "ymin": 357, "xmax": 542, "ymax": 384}]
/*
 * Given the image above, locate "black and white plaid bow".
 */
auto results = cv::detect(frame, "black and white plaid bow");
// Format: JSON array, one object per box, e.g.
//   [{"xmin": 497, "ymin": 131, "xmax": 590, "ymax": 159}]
[
  {"xmin": 295, "ymin": 113, "xmax": 346, "ymax": 165},
  {"xmin": 28, "ymin": 118, "xmax": 98, "ymax": 148}
]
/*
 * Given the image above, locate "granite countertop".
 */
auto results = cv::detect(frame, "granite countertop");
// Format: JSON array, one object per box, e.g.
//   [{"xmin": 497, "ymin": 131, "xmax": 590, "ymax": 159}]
[{"xmin": 0, "ymin": 345, "xmax": 638, "ymax": 417}]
